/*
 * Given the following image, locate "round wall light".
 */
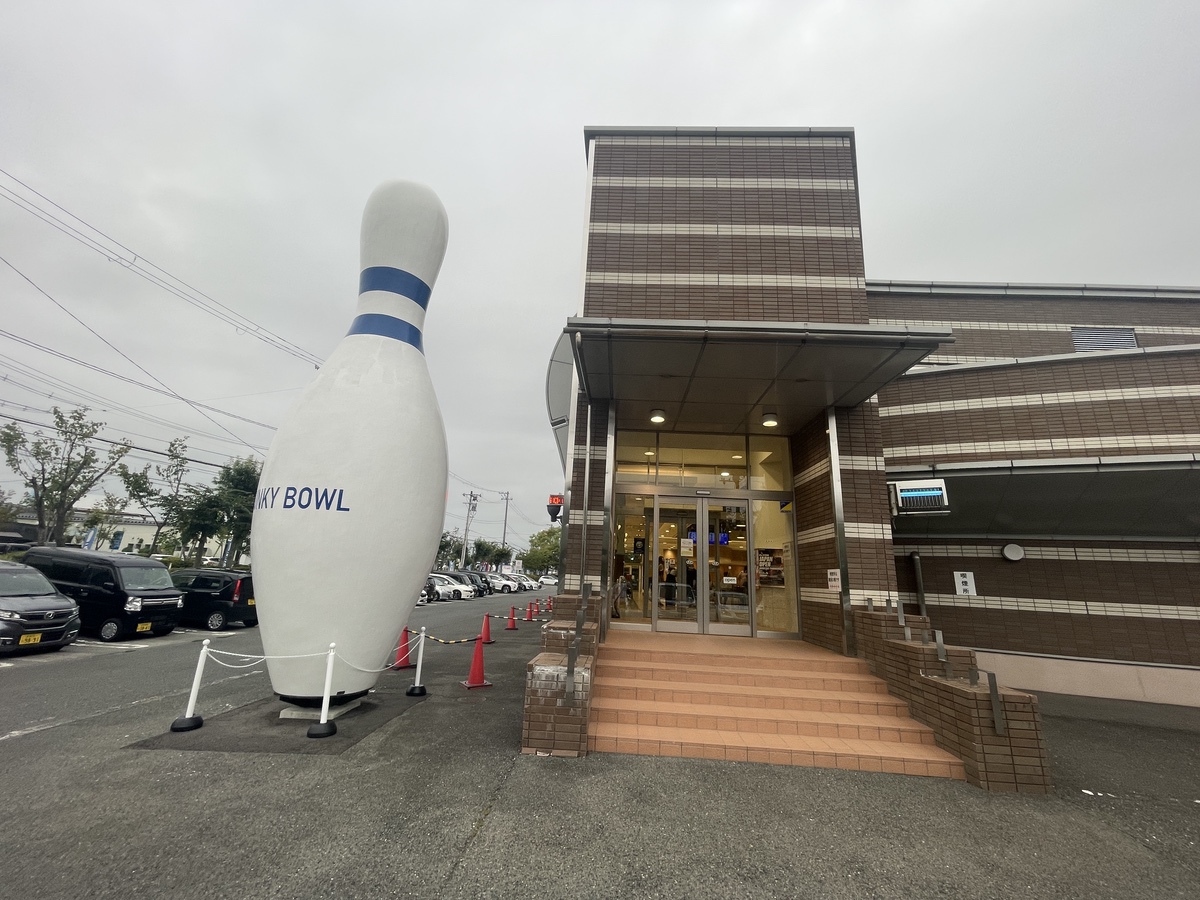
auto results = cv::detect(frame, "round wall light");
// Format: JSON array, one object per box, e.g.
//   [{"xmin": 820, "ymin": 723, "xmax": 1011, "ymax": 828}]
[
  {"xmin": 762, "ymin": 411, "xmax": 779, "ymax": 428},
  {"xmin": 649, "ymin": 409, "xmax": 666, "ymax": 424},
  {"xmin": 1001, "ymin": 543, "xmax": 1025, "ymax": 562}
]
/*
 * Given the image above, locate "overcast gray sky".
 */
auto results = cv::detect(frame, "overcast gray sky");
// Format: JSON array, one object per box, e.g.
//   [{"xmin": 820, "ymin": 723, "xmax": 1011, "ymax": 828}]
[{"xmin": 2, "ymin": 1, "xmax": 1198, "ymax": 553}]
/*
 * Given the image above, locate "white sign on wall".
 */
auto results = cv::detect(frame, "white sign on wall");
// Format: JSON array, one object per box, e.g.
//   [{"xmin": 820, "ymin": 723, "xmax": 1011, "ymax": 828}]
[
  {"xmin": 827, "ymin": 568, "xmax": 842, "ymax": 591},
  {"xmin": 954, "ymin": 571, "xmax": 977, "ymax": 596},
  {"xmin": 680, "ymin": 538, "xmax": 694, "ymax": 557}
]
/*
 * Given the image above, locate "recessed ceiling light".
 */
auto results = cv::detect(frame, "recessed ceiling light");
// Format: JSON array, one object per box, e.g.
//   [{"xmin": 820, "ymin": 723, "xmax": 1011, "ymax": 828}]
[
  {"xmin": 720, "ymin": 471, "xmax": 730, "ymax": 477},
  {"xmin": 649, "ymin": 409, "xmax": 666, "ymax": 423},
  {"xmin": 732, "ymin": 454, "xmax": 743, "ymax": 460},
  {"xmin": 762, "ymin": 412, "xmax": 779, "ymax": 428},
  {"xmin": 644, "ymin": 450, "xmax": 655, "ymax": 457}
]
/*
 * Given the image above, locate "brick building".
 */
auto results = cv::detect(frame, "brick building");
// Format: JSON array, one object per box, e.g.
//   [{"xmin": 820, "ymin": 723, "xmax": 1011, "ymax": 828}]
[{"xmin": 545, "ymin": 127, "xmax": 1199, "ymax": 708}]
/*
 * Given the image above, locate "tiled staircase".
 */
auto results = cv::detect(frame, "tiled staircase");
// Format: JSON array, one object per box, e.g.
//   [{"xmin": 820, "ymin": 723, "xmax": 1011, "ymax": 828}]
[{"xmin": 588, "ymin": 630, "xmax": 965, "ymax": 780}]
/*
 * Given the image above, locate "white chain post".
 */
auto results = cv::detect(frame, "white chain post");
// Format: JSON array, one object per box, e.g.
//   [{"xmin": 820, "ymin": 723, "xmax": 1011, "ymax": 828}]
[
  {"xmin": 406, "ymin": 627, "xmax": 427, "ymax": 697},
  {"xmin": 308, "ymin": 643, "xmax": 338, "ymax": 738},
  {"xmin": 171, "ymin": 639, "xmax": 211, "ymax": 732}
]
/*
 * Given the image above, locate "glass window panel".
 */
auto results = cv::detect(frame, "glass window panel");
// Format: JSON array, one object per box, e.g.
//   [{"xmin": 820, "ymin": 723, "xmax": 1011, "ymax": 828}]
[
  {"xmin": 613, "ymin": 493, "xmax": 654, "ymax": 623},
  {"xmin": 615, "ymin": 430, "xmax": 658, "ymax": 484},
  {"xmin": 749, "ymin": 436, "xmax": 790, "ymax": 491},
  {"xmin": 751, "ymin": 499, "xmax": 798, "ymax": 633},
  {"xmin": 656, "ymin": 433, "xmax": 748, "ymax": 489}
]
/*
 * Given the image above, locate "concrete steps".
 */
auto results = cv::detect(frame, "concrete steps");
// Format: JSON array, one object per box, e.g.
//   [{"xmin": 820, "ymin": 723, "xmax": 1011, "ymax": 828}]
[{"xmin": 588, "ymin": 631, "xmax": 965, "ymax": 780}]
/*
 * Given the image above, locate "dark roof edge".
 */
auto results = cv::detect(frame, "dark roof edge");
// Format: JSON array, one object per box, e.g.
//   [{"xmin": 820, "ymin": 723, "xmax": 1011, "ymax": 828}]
[{"xmin": 866, "ymin": 279, "xmax": 1200, "ymax": 301}]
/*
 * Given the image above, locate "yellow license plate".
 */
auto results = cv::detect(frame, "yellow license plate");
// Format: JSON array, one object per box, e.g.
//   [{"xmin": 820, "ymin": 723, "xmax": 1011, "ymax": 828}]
[
  {"xmin": 247, "ymin": 598, "xmax": 255, "ymax": 606},
  {"xmin": 136, "ymin": 622, "xmax": 152, "ymax": 633},
  {"xmin": 19, "ymin": 633, "xmax": 42, "ymax": 645}
]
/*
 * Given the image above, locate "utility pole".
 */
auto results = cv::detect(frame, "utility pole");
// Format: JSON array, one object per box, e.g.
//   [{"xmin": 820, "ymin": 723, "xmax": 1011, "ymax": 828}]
[
  {"xmin": 500, "ymin": 491, "xmax": 510, "ymax": 549},
  {"xmin": 458, "ymin": 492, "xmax": 479, "ymax": 569}
]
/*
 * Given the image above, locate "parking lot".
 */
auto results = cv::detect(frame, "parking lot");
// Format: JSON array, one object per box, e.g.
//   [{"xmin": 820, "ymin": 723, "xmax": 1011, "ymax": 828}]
[{"xmin": 1, "ymin": 582, "xmax": 1198, "ymax": 900}]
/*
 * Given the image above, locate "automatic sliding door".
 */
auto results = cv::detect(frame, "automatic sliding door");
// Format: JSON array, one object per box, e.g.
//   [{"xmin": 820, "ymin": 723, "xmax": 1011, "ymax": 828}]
[
  {"xmin": 654, "ymin": 498, "xmax": 700, "ymax": 633},
  {"xmin": 705, "ymin": 500, "xmax": 751, "ymax": 636}
]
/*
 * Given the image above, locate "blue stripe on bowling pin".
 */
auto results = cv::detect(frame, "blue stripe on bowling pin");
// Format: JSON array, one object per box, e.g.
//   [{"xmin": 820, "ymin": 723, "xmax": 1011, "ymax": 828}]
[{"xmin": 350, "ymin": 266, "xmax": 432, "ymax": 352}]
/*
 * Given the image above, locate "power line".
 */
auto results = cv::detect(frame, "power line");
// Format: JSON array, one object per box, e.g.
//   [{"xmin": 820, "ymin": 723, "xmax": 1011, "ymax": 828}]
[
  {"xmin": 0, "ymin": 168, "xmax": 323, "ymax": 367},
  {"xmin": 0, "ymin": 411, "xmax": 227, "ymax": 469},
  {"xmin": 0, "ymin": 252, "xmax": 265, "ymax": 458},
  {"xmin": 0, "ymin": 328, "xmax": 276, "ymax": 430}
]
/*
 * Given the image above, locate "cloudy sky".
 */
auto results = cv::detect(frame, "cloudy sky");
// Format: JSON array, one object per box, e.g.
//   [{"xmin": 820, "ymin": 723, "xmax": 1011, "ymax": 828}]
[{"xmin": 2, "ymin": 1, "xmax": 1198, "ymax": 553}]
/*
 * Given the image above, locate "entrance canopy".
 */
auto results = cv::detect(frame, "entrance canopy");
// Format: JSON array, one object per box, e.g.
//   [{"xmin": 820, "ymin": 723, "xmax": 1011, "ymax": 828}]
[{"xmin": 562, "ymin": 317, "xmax": 953, "ymax": 435}]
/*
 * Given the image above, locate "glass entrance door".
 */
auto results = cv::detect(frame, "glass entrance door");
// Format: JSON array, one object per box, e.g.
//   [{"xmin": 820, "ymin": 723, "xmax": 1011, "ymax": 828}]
[{"xmin": 653, "ymin": 497, "xmax": 751, "ymax": 636}]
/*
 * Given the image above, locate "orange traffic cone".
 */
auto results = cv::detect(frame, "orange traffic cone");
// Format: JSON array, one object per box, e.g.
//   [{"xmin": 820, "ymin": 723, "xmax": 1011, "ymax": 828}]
[
  {"xmin": 392, "ymin": 628, "xmax": 415, "ymax": 669},
  {"xmin": 524, "ymin": 602, "xmax": 534, "ymax": 622},
  {"xmin": 481, "ymin": 613, "xmax": 495, "ymax": 645},
  {"xmin": 461, "ymin": 635, "xmax": 492, "ymax": 689},
  {"xmin": 533, "ymin": 600, "xmax": 541, "ymax": 616},
  {"xmin": 506, "ymin": 606, "xmax": 518, "ymax": 630},
  {"xmin": 547, "ymin": 596, "xmax": 554, "ymax": 613}
]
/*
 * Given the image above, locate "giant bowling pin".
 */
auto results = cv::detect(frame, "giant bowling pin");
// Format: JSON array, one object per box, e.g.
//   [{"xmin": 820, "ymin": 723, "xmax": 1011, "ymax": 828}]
[{"xmin": 251, "ymin": 181, "xmax": 448, "ymax": 703}]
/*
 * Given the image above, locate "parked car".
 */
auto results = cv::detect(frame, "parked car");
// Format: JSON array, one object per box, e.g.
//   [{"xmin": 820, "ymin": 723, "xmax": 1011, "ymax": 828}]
[
  {"xmin": 538, "ymin": 574, "xmax": 558, "ymax": 587},
  {"xmin": 428, "ymin": 572, "xmax": 473, "ymax": 600},
  {"xmin": 486, "ymin": 573, "xmax": 519, "ymax": 593},
  {"xmin": 22, "ymin": 547, "xmax": 183, "ymax": 641},
  {"xmin": 441, "ymin": 572, "xmax": 481, "ymax": 599},
  {"xmin": 512, "ymin": 574, "xmax": 538, "ymax": 591},
  {"xmin": 461, "ymin": 572, "xmax": 492, "ymax": 596},
  {"xmin": 170, "ymin": 568, "xmax": 257, "ymax": 631},
  {"xmin": 0, "ymin": 532, "xmax": 34, "ymax": 554},
  {"xmin": 0, "ymin": 560, "xmax": 81, "ymax": 653}
]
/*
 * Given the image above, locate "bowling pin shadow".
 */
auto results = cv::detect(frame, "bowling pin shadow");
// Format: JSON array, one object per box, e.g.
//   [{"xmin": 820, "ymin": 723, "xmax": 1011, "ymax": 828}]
[{"xmin": 129, "ymin": 685, "xmax": 425, "ymax": 756}]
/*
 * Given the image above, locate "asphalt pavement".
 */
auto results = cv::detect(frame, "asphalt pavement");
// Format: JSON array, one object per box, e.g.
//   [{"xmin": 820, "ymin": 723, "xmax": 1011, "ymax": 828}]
[{"xmin": 1, "ymin": 587, "xmax": 1197, "ymax": 900}]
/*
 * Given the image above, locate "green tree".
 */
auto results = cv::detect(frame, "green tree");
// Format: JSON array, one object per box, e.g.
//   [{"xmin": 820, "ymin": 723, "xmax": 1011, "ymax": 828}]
[
  {"xmin": 437, "ymin": 531, "xmax": 462, "ymax": 569},
  {"xmin": 119, "ymin": 437, "xmax": 189, "ymax": 554},
  {"xmin": 214, "ymin": 457, "xmax": 260, "ymax": 565},
  {"xmin": 521, "ymin": 526, "xmax": 562, "ymax": 574},
  {"xmin": 0, "ymin": 407, "xmax": 131, "ymax": 545},
  {"xmin": 82, "ymin": 491, "xmax": 127, "ymax": 549},
  {"xmin": 175, "ymin": 485, "xmax": 226, "ymax": 566},
  {"xmin": 0, "ymin": 488, "xmax": 21, "ymax": 527}
]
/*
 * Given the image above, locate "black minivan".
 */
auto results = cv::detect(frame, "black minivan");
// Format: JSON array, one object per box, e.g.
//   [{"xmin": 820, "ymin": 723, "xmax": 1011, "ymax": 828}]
[
  {"xmin": 170, "ymin": 568, "xmax": 257, "ymax": 631},
  {"xmin": 23, "ymin": 547, "xmax": 183, "ymax": 641}
]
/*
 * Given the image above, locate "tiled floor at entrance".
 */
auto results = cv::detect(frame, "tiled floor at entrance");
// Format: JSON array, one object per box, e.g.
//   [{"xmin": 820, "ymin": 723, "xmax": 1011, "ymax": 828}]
[{"xmin": 589, "ymin": 631, "xmax": 966, "ymax": 780}]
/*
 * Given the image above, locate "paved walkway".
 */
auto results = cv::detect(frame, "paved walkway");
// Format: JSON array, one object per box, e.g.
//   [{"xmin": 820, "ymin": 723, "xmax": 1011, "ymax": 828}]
[{"xmin": 1, "ymin": 615, "xmax": 1197, "ymax": 899}]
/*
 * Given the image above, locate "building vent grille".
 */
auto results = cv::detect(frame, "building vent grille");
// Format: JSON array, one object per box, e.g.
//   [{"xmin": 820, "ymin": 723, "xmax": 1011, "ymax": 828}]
[{"xmin": 1071, "ymin": 326, "xmax": 1137, "ymax": 352}]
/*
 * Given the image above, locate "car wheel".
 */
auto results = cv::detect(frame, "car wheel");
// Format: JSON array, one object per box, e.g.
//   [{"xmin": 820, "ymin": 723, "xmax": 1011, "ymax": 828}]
[
  {"xmin": 98, "ymin": 618, "xmax": 123, "ymax": 642},
  {"xmin": 452, "ymin": 589, "xmax": 462, "ymax": 600},
  {"xmin": 205, "ymin": 611, "xmax": 227, "ymax": 631},
  {"xmin": 152, "ymin": 625, "xmax": 175, "ymax": 636},
  {"xmin": 502, "ymin": 584, "xmax": 511, "ymax": 593},
  {"xmin": 244, "ymin": 619, "xmax": 259, "ymax": 628}
]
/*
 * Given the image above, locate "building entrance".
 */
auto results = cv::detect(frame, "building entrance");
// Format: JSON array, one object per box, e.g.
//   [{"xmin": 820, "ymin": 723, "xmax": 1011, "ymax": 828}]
[{"xmin": 614, "ymin": 491, "xmax": 798, "ymax": 637}]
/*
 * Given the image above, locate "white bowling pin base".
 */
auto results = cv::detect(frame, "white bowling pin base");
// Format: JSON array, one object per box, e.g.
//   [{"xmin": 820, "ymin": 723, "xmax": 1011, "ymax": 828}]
[
  {"xmin": 275, "ymin": 688, "xmax": 369, "ymax": 709},
  {"xmin": 278, "ymin": 699, "xmax": 363, "ymax": 721}
]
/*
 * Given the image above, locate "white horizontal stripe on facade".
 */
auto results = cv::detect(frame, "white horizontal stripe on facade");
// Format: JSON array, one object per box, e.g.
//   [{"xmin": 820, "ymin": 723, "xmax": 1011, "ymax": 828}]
[
  {"xmin": 880, "ymin": 384, "xmax": 1200, "ymax": 418},
  {"xmin": 590, "ymin": 222, "xmax": 861, "ymax": 238},
  {"xmin": 567, "ymin": 510, "xmax": 606, "ymax": 526},
  {"xmin": 803, "ymin": 589, "xmax": 903, "ymax": 607},
  {"xmin": 870, "ymin": 318, "xmax": 1200, "ymax": 338},
  {"xmin": 914, "ymin": 591, "xmax": 1200, "ymax": 622},
  {"xmin": 585, "ymin": 272, "xmax": 865, "ymax": 289},
  {"xmin": 563, "ymin": 574, "xmax": 581, "ymax": 592},
  {"xmin": 796, "ymin": 524, "xmax": 837, "ymax": 545},
  {"xmin": 893, "ymin": 544, "xmax": 1200, "ymax": 565},
  {"xmin": 593, "ymin": 176, "xmax": 855, "ymax": 191},
  {"xmin": 572, "ymin": 446, "xmax": 607, "ymax": 460},
  {"xmin": 795, "ymin": 522, "xmax": 889, "ymax": 544},
  {"xmin": 884, "ymin": 434, "xmax": 1200, "ymax": 461},
  {"xmin": 793, "ymin": 458, "xmax": 831, "ymax": 487},
  {"xmin": 840, "ymin": 455, "xmax": 886, "ymax": 472},
  {"xmin": 595, "ymin": 136, "xmax": 850, "ymax": 148},
  {"xmin": 844, "ymin": 522, "xmax": 892, "ymax": 541}
]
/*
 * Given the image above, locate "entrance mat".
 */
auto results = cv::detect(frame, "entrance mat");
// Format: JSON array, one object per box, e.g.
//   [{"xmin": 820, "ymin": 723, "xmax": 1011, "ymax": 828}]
[{"xmin": 128, "ymin": 687, "xmax": 424, "ymax": 756}]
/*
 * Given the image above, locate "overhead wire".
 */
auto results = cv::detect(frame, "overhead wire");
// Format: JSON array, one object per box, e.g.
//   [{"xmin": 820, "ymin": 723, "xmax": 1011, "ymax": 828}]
[{"xmin": 0, "ymin": 169, "xmax": 322, "ymax": 367}]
